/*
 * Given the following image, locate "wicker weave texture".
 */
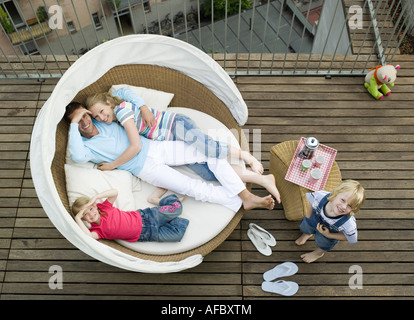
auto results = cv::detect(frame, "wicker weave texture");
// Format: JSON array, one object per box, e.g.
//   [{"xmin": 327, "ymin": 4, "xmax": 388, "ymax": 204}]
[
  {"xmin": 53, "ymin": 64, "xmax": 247, "ymax": 262},
  {"xmin": 270, "ymin": 140, "xmax": 342, "ymax": 221}
]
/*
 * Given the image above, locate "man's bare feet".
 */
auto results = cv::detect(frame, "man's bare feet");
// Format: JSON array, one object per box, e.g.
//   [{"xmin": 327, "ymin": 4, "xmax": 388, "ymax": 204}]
[
  {"xmin": 243, "ymin": 193, "xmax": 275, "ymax": 210},
  {"xmin": 295, "ymin": 233, "xmax": 313, "ymax": 246},
  {"xmin": 301, "ymin": 248, "xmax": 326, "ymax": 263},
  {"xmin": 230, "ymin": 166, "xmax": 281, "ymax": 204},
  {"xmin": 241, "ymin": 150, "xmax": 264, "ymax": 174}
]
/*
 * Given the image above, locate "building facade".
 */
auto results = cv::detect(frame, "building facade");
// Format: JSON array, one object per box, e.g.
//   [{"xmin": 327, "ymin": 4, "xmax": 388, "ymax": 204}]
[{"xmin": 0, "ymin": 0, "xmax": 197, "ymax": 55}]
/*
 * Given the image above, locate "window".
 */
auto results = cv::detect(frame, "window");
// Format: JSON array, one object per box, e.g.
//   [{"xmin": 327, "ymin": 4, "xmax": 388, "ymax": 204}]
[
  {"xmin": 67, "ymin": 21, "xmax": 76, "ymax": 33},
  {"xmin": 92, "ymin": 12, "xmax": 102, "ymax": 30},
  {"xmin": 2, "ymin": 0, "xmax": 24, "ymax": 30},
  {"xmin": 19, "ymin": 40, "xmax": 39, "ymax": 55},
  {"xmin": 143, "ymin": 1, "xmax": 150, "ymax": 13}
]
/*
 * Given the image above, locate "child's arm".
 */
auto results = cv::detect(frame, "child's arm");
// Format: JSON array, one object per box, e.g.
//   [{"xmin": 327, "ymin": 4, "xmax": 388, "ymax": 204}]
[
  {"xmin": 317, "ymin": 223, "xmax": 347, "ymax": 241},
  {"xmin": 140, "ymin": 105, "xmax": 156, "ymax": 128},
  {"xmin": 90, "ymin": 189, "xmax": 118, "ymax": 204},
  {"xmin": 75, "ymin": 210, "xmax": 100, "ymax": 240},
  {"xmin": 305, "ymin": 202, "xmax": 313, "ymax": 218},
  {"xmin": 113, "ymin": 87, "xmax": 156, "ymax": 128},
  {"xmin": 97, "ymin": 118, "xmax": 142, "ymax": 171}
]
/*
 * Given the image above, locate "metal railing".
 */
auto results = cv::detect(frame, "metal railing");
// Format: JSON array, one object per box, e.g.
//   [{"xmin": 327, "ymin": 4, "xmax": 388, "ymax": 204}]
[{"xmin": 0, "ymin": 0, "xmax": 412, "ymax": 78}]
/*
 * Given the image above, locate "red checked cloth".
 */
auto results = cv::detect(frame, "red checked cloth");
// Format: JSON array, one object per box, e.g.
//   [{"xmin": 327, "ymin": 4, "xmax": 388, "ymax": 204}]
[{"xmin": 285, "ymin": 137, "xmax": 338, "ymax": 191}]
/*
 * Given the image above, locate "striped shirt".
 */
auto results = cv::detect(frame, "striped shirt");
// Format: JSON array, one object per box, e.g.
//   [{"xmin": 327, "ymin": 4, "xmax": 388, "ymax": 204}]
[{"xmin": 114, "ymin": 101, "xmax": 176, "ymax": 141}]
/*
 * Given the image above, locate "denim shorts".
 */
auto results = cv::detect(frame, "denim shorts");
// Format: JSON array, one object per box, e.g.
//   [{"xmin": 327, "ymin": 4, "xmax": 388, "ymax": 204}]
[{"xmin": 300, "ymin": 211, "xmax": 339, "ymax": 251}]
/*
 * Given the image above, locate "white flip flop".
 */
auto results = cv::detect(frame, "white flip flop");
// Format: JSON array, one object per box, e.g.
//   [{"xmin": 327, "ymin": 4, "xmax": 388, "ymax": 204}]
[
  {"xmin": 261, "ymin": 280, "xmax": 299, "ymax": 296},
  {"xmin": 263, "ymin": 262, "xmax": 298, "ymax": 281},
  {"xmin": 249, "ymin": 223, "xmax": 276, "ymax": 247},
  {"xmin": 247, "ymin": 229, "xmax": 272, "ymax": 256}
]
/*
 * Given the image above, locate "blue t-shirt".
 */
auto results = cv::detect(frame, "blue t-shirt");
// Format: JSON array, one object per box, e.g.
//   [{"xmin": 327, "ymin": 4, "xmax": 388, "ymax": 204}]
[{"xmin": 69, "ymin": 120, "xmax": 150, "ymax": 176}]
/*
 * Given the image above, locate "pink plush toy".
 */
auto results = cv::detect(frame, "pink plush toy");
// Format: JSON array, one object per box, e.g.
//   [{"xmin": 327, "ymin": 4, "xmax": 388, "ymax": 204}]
[{"xmin": 364, "ymin": 64, "xmax": 400, "ymax": 100}]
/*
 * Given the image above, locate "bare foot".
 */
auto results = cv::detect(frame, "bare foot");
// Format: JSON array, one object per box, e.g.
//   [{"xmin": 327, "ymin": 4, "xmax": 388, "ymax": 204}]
[
  {"xmin": 241, "ymin": 150, "xmax": 264, "ymax": 174},
  {"xmin": 243, "ymin": 194, "xmax": 275, "ymax": 211},
  {"xmin": 147, "ymin": 187, "xmax": 168, "ymax": 205},
  {"xmin": 301, "ymin": 248, "xmax": 325, "ymax": 263},
  {"xmin": 262, "ymin": 174, "xmax": 281, "ymax": 203},
  {"xmin": 295, "ymin": 233, "xmax": 313, "ymax": 246}
]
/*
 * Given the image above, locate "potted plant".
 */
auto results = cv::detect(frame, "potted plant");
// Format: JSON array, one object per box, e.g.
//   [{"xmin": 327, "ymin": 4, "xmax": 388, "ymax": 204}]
[
  {"xmin": 36, "ymin": 6, "xmax": 48, "ymax": 22},
  {"xmin": 0, "ymin": 7, "xmax": 13, "ymax": 33}
]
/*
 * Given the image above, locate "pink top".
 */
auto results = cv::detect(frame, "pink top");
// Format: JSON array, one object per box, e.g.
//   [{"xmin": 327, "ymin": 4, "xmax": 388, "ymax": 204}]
[{"xmin": 90, "ymin": 200, "xmax": 142, "ymax": 242}]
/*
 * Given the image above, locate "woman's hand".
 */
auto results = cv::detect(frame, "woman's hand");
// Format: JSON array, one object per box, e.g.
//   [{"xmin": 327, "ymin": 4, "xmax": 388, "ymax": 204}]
[
  {"xmin": 97, "ymin": 162, "xmax": 115, "ymax": 171},
  {"xmin": 140, "ymin": 105, "xmax": 156, "ymax": 128}
]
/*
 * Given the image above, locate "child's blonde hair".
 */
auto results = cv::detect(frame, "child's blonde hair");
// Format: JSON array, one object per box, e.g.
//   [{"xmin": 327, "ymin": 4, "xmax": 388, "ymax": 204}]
[
  {"xmin": 72, "ymin": 196, "xmax": 107, "ymax": 217},
  {"xmin": 328, "ymin": 180, "xmax": 365, "ymax": 215},
  {"xmin": 71, "ymin": 196, "xmax": 91, "ymax": 216},
  {"xmin": 85, "ymin": 92, "xmax": 124, "ymax": 110}
]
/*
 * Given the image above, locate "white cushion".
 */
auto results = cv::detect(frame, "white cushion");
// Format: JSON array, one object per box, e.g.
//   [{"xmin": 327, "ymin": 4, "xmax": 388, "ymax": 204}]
[
  {"xmin": 65, "ymin": 107, "xmax": 244, "ymax": 255},
  {"xmin": 64, "ymin": 164, "xmax": 140, "ymax": 211},
  {"xmin": 109, "ymin": 84, "xmax": 174, "ymax": 111}
]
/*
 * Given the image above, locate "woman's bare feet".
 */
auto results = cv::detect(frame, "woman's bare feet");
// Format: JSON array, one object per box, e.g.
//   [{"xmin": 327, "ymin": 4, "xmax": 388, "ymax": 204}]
[
  {"xmin": 301, "ymin": 248, "xmax": 326, "ymax": 263},
  {"xmin": 262, "ymin": 174, "xmax": 281, "ymax": 203},
  {"xmin": 241, "ymin": 192, "xmax": 275, "ymax": 210},
  {"xmin": 295, "ymin": 233, "xmax": 313, "ymax": 246}
]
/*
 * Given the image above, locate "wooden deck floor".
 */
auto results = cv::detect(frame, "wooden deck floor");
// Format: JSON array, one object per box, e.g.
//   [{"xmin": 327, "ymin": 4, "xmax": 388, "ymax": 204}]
[{"xmin": 0, "ymin": 52, "xmax": 413, "ymax": 301}]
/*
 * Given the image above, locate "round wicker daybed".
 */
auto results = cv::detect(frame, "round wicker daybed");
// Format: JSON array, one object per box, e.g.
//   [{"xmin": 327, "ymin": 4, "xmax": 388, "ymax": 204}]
[{"xmin": 30, "ymin": 35, "xmax": 250, "ymax": 273}]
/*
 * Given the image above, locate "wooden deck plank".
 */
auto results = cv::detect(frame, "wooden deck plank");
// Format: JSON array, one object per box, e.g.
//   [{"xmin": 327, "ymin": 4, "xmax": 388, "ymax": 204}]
[{"xmin": 0, "ymin": 51, "xmax": 413, "ymax": 301}]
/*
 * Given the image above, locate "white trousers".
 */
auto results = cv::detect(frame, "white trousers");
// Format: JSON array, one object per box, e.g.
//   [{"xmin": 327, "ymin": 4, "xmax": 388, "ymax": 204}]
[{"xmin": 138, "ymin": 140, "xmax": 245, "ymax": 211}]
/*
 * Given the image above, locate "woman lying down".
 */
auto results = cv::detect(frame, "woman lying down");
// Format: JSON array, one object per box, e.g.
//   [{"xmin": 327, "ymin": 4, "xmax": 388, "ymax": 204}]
[{"xmin": 72, "ymin": 188, "xmax": 189, "ymax": 242}]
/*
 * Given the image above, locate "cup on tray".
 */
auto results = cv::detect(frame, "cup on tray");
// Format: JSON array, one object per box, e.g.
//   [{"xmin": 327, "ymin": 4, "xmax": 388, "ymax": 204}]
[
  {"xmin": 301, "ymin": 159, "xmax": 312, "ymax": 172},
  {"xmin": 315, "ymin": 155, "xmax": 325, "ymax": 168},
  {"xmin": 309, "ymin": 168, "xmax": 322, "ymax": 184}
]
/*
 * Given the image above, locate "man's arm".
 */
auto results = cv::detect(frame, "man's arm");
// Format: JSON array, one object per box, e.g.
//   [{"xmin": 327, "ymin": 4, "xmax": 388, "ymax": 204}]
[
  {"xmin": 68, "ymin": 123, "xmax": 93, "ymax": 163},
  {"xmin": 68, "ymin": 108, "xmax": 94, "ymax": 163}
]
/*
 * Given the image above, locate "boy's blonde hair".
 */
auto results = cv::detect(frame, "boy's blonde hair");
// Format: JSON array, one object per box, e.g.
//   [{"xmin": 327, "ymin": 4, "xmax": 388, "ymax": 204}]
[
  {"xmin": 85, "ymin": 92, "xmax": 124, "ymax": 110},
  {"xmin": 328, "ymin": 180, "xmax": 365, "ymax": 215}
]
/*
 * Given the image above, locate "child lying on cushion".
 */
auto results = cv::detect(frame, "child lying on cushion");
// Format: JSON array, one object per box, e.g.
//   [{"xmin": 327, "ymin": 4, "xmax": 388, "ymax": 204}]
[{"xmin": 72, "ymin": 188, "xmax": 188, "ymax": 242}]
